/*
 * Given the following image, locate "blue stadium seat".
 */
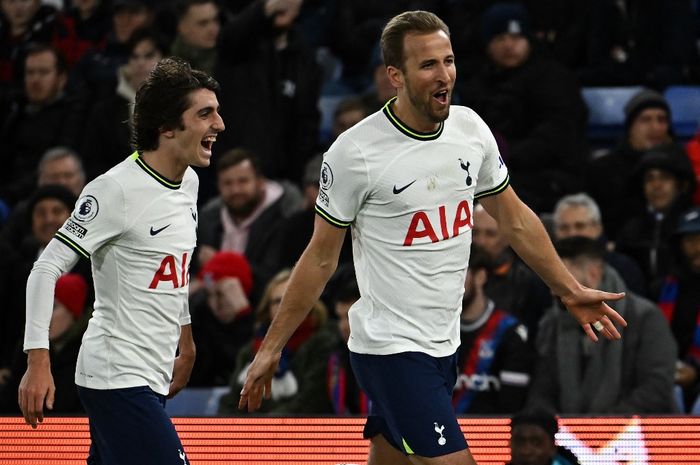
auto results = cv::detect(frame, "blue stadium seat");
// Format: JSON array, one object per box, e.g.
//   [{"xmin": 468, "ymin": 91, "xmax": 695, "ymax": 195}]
[
  {"xmin": 663, "ymin": 85, "xmax": 700, "ymax": 139},
  {"xmin": 165, "ymin": 386, "xmax": 230, "ymax": 416},
  {"xmin": 581, "ymin": 86, "xmax": 644, "ymax": 142},
  {"xmin": 318, "ymin": 94, "xmax": 349, "ymax": 146}
]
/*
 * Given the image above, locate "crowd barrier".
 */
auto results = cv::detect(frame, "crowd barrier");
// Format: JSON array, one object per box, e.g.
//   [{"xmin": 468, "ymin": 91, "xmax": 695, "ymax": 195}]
[{"xmin": 0, "ymin": 416, "xmax": 699, "ymax": 464}]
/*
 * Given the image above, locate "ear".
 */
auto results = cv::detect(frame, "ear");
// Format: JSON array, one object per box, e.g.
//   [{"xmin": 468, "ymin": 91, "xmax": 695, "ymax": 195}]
[
  {"xmin": 160, "ymin": 127, "xmax": 176, "ymax": 139},
  {"xmin": 386, "ymin": 65, "xmax": 403, "ymax": 90}
]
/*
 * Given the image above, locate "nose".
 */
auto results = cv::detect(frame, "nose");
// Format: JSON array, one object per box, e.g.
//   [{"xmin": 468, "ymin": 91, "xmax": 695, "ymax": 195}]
[{"xmin": 213, "ymin": 111, "xmax": 225, "ymax": 132}]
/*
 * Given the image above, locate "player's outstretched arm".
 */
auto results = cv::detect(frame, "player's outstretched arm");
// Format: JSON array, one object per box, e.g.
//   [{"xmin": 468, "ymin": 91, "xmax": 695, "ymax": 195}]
[
  {"xmin": 238, "ymin": 216, "xmax": 346, "ymax": 412},
  {"xmin": 18, "ymin": 349, "xmax": 55, "ymax": 429},
  {"xmin": 479, "ymin": 187, "xmax": 627, "ymax": 341},
  {"xmin": 168, "ymin": 324, "xmax": 196, "ymax": 398}
]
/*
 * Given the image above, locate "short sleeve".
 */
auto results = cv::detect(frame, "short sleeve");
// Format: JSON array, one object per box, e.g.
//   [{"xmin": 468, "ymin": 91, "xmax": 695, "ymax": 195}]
[
  {"xmin": 473, "ymin": 113, "xmax": 510, "ymax": 200},
  {"xmin": 54, "ymin": 175, "xmax": 126, "ymax": 258},
  {"xmin": 314, "ymin": 137, "xmax": 369, "ymax": 228}
]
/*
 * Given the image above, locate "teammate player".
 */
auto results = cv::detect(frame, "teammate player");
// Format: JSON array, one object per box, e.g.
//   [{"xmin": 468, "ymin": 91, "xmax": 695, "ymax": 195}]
[
  {"xmin": 18, "ymin": 57, "xmax": 224, "ymax": 464},
  {"xmin": 240, "ymin": 11, "xmax": 626, "ymax": 465}
]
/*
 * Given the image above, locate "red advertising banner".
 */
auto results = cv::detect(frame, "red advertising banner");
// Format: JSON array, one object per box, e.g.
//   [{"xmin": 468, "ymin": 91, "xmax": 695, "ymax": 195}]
[{"xmin": 0, "ymin": 416, "xmax": 698, "ymax": 464}]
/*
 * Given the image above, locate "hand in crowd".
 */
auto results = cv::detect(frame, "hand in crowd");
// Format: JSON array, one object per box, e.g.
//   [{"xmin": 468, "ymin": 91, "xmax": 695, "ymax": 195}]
[
  {"xmin": 264, "ymin": 0, "xmax": 302, "ymax": 28},
  {"xmin": 207, "ymin": 277, "xmax": 251, "ymax": 324},
  {"xmin": 675, "ymin": 360, "xmax": 698, "ymax": 387}
]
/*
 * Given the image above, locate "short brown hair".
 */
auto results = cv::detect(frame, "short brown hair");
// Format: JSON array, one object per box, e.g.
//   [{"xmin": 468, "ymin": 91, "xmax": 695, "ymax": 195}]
[
  {"xmin": 216, "ymin": 147, "xmax": 263, "ymax": 176},
  {"xmin": 380, "ymin": 10, "xmax": 450, "ymax": 71}
]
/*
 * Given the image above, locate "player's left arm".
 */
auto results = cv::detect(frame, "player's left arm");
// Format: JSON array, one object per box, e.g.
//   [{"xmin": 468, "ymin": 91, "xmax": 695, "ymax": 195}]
[
  {"xmin": 168, "ymin": 324, "xmax": 196, "ymax": 398},
  {"xmin": 479, "ymin": 187, "xmax": 627, "ymax": 341}
]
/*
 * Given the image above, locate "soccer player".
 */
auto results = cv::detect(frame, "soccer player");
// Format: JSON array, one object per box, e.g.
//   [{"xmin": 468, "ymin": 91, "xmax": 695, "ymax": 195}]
[
  {"xmin": 239, "ymin": 10, "xmax": 626, "ymax": 465},
  {"xmin": 18, "ymin": 57, "xmax": 224, "ymax": 464}
]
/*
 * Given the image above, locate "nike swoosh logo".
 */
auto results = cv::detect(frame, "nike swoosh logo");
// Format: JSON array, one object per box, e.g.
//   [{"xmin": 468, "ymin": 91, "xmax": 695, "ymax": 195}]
[
  {"xmin": 393, "ymin": 180, "xmax": 416, "ymax": 194},
  {"xmin": 150, "ymin": 224, "xmax": 171, "ymax": 236}
]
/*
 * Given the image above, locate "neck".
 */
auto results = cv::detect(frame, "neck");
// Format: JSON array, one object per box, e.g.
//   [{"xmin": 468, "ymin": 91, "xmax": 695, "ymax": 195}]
[
  {"xmin": 392, "ymin": 96, "xmax": 440, "ymax": 133},
  {"xmin": 140, "ymin": 149, "xmax": 187, "ymax": 182}
]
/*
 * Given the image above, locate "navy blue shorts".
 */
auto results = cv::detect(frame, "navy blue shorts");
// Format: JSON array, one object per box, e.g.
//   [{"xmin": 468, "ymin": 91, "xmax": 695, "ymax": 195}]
[
  {"xmin": 350, "ymin": 351, "xmax": 467, "ymax": 458},
  {"xmin": 77, "ymin": 386, "xmax": 189, "ymax": 465}
]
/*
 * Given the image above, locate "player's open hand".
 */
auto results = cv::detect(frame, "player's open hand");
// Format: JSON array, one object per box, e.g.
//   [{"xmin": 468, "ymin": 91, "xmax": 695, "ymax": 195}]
[
  {"xmin": 560, "ymin": 286, "xmax": 627, "ymax": 342},
  {"xmin": 168, "ymin": 352, "xmax": 195, "ymax": 399},
  {"xmin": 18, "ymin": 350, "xmax": 55, "ymax": 429},
  {"xmin": 238, "ymin": 350, "xmax": 280, "ymax": 412}
]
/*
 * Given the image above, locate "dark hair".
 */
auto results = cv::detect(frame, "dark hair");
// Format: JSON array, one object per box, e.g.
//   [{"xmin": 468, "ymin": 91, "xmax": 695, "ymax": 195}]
[
  {"xmin": 127, "ymin": 27, "xmax": 169, "ymax": 57},
  {"xmin": 334, "ymin": 266, "xmax": 360, "ymax": 304},
  {"xmin": 333, "ymin": 97, "xmax": 370, "ymax": 121},
  {"xmin": 555, "ymin": 236, "xmax": 605, "ymax": 262},
  {"xmin": 25, "ymin": 43, "xmax": 68, "ymax": 75},
  {"xmin": 131, "ymin": 57, "xmax": 220, "ymax": 151},
  {"xmin": 468, "ymin": 245, "xmax": 493, "ymax": 273},
  {"xmin": 380, "ymin": 10, "xmax": 449, "ymax": 71},
  {"xmin": 174, "ymin": 0, "xmax": 218, "ymax": 21},
  {"xmin": 511, "ymin": 410, "xmax": 559, "ymax": 441},
  {"xmin": 216, "ymin": 147, "xmax": 263, "ymax": 176}
]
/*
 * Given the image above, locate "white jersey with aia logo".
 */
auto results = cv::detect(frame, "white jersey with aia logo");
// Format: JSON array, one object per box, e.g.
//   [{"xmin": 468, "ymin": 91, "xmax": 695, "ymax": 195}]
[
  {"xmin": 54, "ymin": 152, "xmax": 198, "ymax": 395},
  {"xmin": 316, "ymin": 98, "xmax": 509, "ymax": 357}
]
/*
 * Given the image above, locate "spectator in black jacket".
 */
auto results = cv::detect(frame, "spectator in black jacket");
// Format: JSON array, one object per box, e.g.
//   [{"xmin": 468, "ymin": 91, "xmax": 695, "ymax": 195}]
[
  {"xmin": 454, "ymin": 245, "xmax": 534, "ymax": 414},
  {"xmin": 0, "ymin": 44, "xmax": 84, "ymax": 206},
  {"xmin": 214, "ymin": 0, "xmax": 321, "ymax": 185},
  {"xmin": 458, "ymin": 2, "xmax": 588, "ymax": 213}
]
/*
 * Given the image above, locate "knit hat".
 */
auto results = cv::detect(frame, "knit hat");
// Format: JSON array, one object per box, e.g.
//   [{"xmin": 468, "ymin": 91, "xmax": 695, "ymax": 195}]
[
  {"xmin": 27, "ymin": 184, "xmax": 77, "ymax": 224},
  {"xmin": 633, "ymin": 147, "xmax": 695, "ymax": 188},
  {"xmin": 198, "ymin": 251, "xmax": 254, "ymax": 296},
  {"xmin": 481, "ymin": 2, "xmax": 531, "ymax": 45},
  {"xmin": 676, "ymin": 207, "xmax": 700, "ymax": 236},
  {"xmin": 624, "ymin": 89, "xmax": 670, "ymax": 131},
  {"xmin": 55, "ymin": 273, "xmax": 88, "ymax": 319}
]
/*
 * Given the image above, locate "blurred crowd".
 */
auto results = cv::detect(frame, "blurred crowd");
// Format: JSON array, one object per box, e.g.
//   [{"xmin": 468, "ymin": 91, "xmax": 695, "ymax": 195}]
[{"xmin": 2, "ymin": 0, "xmax": 700, "ymax": 424}]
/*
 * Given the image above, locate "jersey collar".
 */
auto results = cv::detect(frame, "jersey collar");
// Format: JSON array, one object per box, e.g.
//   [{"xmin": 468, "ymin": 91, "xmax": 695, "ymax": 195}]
[
  {"xmin": 131, "ymin": 152, "xmax": 182, "ymax": 190},
  {"xmin": 382, "ymin": 96, "xmax": 444, "ymax": 141}
]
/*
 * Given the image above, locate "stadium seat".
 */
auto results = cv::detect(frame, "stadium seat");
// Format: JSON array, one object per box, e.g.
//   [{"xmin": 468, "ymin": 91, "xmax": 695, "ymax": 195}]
[
  {"xmin": 581, "ymin": 86, "xmax": 644, "ymax": 142},
  {"xmin": 663, "ymin": 85, "xmax": 700, "ymax": 139},
  {"xmin": 165, "ymin": 386, "xmax": 230, "ymax": 416},
  {"xmin": 318, "ymin": 93, "xmax": 349, "ymax": 145}
]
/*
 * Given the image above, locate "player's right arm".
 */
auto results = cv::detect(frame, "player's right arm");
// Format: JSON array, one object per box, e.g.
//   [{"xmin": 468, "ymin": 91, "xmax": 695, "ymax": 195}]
[
  {"xmin": 19, "ymin": 240, "xmax": 79, "ymax": 428},
  {"xmin": 238, "ymin": 215, "xmax": 346, "ymax": 412}
]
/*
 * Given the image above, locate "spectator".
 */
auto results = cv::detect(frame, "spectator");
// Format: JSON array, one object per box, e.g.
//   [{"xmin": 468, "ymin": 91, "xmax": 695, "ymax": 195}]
[
  {"xmin": 507, "ymin": 410, "xmax": 580, "ymax": 465},
  {"xmin": 458, "ymin": 2, "xmax": 588, "ymax": 213},
  {"xmin": 552, "ymin": 192, "xmax": 646, "ymax": 295},
  {"xmin": 453, "ymin": 246, "xmax": 534, "ymax": 414},
  {"xmin": 527, "ymin": 237, "xmax": 677, "ymax": 414},
  {"xmin": 0, "ymin": 44, "xmax": 84, "ymax": 206},
  {"xmin": 63, "ymin": 0, "xmax": 112, "ymax": 49},
  {"xmin": 171, "ymin": 0, "xmax": 220, "ymax": 74},
  {"xmin": 585, "ymin": 88, "xmax": 688, "ymax": 237},
  {"xmin": 70, "ymin": 0, "xmax": 153, "ymax": 102},
  {"xmin": 81, "ymin": 28, "xmax": 166, "ymax": 180},
  {"xmin": 188, "ymin": 251, "xmax": 255, "ymax": 386},
  {"xmin": 197, "ymin": 148, "xmax": 302, "ymax": 301},
  {"xmin": 359, "ymin": 42, "xmax": 397, "ymax": 113},
  {"xmin": 0, "ymin": 185, "xmax": 86, "ymax": 385},
  {"xmin": 1, "ymin": 146, "xmax": 85, "ymax": 247},
  {"xmin": 331, "ymin": 96, "xmax": 371, "ymax": 143},
  {"xmin": 0, "ymin": 273, "xmax": 89, "ymax": 414},
  {"xmin": 214, "ymin": 0, "xmax": 321, "ymax": 184},
  {"xmin": 656, "ymin": 207, "xmax": 700, "ymax": 411},
  {"xmin": 0, "ymin": 0, "xmax": 79, "ymax": 94},
  {"xmin": 616, "ymin": 147, "xmax": 696, "ymax": 292},
  {"xmin": 579, "ymin": 0, "xmax": 699, "ymax": 88},
  {"xmin": 472, "ymin": 204, "xmax": 551, "ymax": 341},
  {"xmin": 218, "ymin": 268, "xmax": 337, "ymax": 414}
]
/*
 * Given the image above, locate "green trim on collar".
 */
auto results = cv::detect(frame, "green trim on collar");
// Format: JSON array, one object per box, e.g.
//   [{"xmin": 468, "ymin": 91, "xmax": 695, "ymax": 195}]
[{"xmin": 382, "ymin": 96, "xmax": 444, "ymax": 141}]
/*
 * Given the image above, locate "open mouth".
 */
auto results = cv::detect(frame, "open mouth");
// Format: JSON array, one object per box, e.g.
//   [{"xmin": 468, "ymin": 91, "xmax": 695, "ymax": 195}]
[
  {"xmin": 201, "ymin": 134, "xmax": 216, "ymax": 152},
  {"xmin": 433, "ymin": 89, "xmax": 449, "ymax": 105}
]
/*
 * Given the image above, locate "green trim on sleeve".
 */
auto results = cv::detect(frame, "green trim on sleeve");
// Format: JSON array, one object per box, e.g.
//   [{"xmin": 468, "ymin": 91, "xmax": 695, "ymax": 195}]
[
  {"xmin": 314, "ymin": 205, "xmax": 351, "ymax": 228},
  {"xmin": 474, "ymin": 173, "xmax": 510, "ymax": 200},
  {"xmin": 402, "ymin": 437, "xmax": 415, "ymax": 455},
  {"xmin": 55, "ymin": 231, "xmax": 91, "ymax": 259}
]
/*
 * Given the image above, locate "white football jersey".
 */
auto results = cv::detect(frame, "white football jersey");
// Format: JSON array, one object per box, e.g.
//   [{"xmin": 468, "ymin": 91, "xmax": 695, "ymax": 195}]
[
  {"xmin": 54, "ymin": 152, "xmax": 198, "ymax": 395},
  {"xmin": 316, "ymin": 98, "xmax": 509, "ymax": 357}
]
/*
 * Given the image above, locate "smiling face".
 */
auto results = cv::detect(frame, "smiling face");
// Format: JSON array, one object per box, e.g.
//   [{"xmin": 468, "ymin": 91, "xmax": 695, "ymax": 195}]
[
  {"xmin": 163, "ymin": 87, "xmax": 224, "ymax": 170},
  {"xmin": 388, "ymin": 30, "xmax": 455, "ymax": 131}
]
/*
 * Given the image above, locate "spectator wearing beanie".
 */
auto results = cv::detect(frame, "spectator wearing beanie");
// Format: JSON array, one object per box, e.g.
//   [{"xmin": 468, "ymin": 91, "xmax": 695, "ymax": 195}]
[
  {"xmin": 458, "ymin": 2, "xmax": 589, "ymax": 213},
  {"xmin": 585, "ymin": 88, "xmax": 690, "ymax": 238},
  {"xmin": 188, "ymin": 251, "xmax": 255, "ymax": 386},
  {"xmin": 0, "ymin": 273, "xmax": 89, "ymax": 414},
  {"xmin": 616, "ymin": 147, "xmax": 696, "ymax": 293}
]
